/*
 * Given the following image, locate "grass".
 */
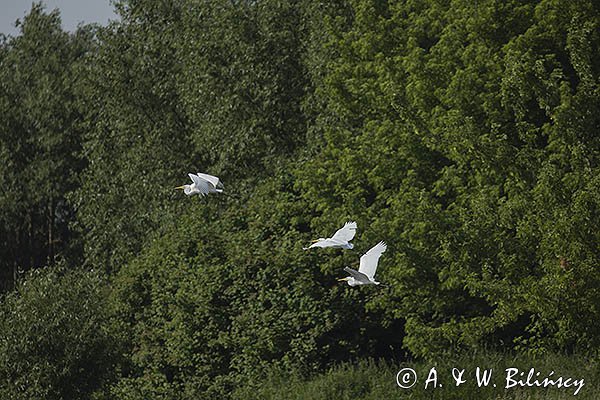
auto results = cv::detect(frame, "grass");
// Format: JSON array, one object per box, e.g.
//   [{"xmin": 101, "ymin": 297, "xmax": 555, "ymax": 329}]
[{"xmin": 233, "ymin": 351, "xmax": 599, "ymax": 399}]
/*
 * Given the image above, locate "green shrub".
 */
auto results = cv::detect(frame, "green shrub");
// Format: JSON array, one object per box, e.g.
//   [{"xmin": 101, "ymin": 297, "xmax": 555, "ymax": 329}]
[
  {"xmin": 234, "ymin": 352, "xmax": 600, "ymax": 400},
  {"xmin": 0, "ymin": 267, "xmax": 121, "ymax": 400}
]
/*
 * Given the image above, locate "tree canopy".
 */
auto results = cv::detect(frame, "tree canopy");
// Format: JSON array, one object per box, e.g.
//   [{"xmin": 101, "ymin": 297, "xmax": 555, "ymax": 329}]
[{"xmin": 0, "ymin": 0, "xmax": 598, "ymax": 398}]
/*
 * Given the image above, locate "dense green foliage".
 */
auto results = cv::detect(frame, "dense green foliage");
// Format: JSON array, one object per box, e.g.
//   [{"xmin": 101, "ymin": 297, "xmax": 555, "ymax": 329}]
[
  {"xmin": 0, "ymin": 267, "xmax": 120, "ymax": 399},
  {"xmin": 0, "ymin": 0, "xmax": 598, "ymax": 398},
  {"xmin": 233, "ymin": 352, "xmax": 600, "ymax": 400},
  {"xmin": 304, "ymin": 0, "xmax": 600, "ymax": 358},
  {"xmin": 0, "ymin": 5, "xmax": 92, "ymax": 289}
]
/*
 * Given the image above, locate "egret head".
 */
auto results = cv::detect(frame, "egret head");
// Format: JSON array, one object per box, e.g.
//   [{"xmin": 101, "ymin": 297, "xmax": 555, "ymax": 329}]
[
  {"xmin": 175, "ymin": 185, "xmax": 192, "ymax": 195},
  {"xmin": 347, "ymin": 243, "xmax": 354, "ymax": 249},
  {"xmin": 337, "ymin": 276, "xmax": 359, "ymax": 286},
  {"xmin": 337, "ymin": 277, "xmax": 353, "ymax": 285},
  {"xmin": 311, "ymin": 238, "xmax": 326, "ymax": 243}
]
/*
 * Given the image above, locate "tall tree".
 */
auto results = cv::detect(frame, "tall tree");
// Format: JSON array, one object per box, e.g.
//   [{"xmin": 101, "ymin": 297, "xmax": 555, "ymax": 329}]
[
  {"xmin": 0, "ymin": 4, "xmax": 92, "ymax": 289},
  {"xmin": 297, "ymin": 0, "xmax": 600, "ymax": 355},
  {"xmin": 74, "ymin": 0, "xmax": 193, "ymax": 273}
]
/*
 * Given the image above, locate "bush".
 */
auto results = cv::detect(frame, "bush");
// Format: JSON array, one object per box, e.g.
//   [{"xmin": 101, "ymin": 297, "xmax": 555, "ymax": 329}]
[
  {"xmin": 233, "ymin": 352, "xmax": 600, "ymax": 400},
  {"xmin": 108, "ymin": 172, "xmax": 403, "ymax": 398},
  {"xmin": 0, "ymin": 267, "xmax": 121, "ymax": 400}
]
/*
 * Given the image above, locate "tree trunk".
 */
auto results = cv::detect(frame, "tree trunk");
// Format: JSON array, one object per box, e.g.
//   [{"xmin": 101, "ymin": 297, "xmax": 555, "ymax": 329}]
[
  {"xmin": 28, "ymin": 211, "xmax": 33, "ymax": 269},
  {"xmin": 13, "ymin": 229, "xmax": 19, "ymax": 289},
  {"xmin": 48, "ymin": 199, "xmax": 53, "ymax": 266}
]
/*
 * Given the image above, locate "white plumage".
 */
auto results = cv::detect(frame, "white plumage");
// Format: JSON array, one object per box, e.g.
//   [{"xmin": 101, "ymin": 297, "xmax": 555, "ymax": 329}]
[
  {"xmin": 176, "ymin": 172, "xmax": 223, "ymax": 197},
  {"xmin": 338, "ymin": 241, "xmax": 387, "ymax": 286},
  {"xmin": 303, "ymin": 221, "xmax": 357, "ymax": 250}
]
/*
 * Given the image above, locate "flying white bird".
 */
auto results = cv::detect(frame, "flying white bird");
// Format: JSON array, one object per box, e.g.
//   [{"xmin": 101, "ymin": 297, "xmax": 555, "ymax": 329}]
[
  {"xmin": 303, "ymin": 221, "xmax": 357, "ymax": 250},
  {"xmin": 175, "ymin": 173, "xmax": 223, "ymax": 197},
  {"xmin": 338, "ymin": 241, "xmax": 387, "ymax": 286}
]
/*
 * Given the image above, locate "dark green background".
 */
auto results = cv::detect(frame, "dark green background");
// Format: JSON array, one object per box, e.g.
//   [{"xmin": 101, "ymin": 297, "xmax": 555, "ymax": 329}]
[{"xmin": 0, "ymin": 1, "xmax": 598, "ymax": 398}]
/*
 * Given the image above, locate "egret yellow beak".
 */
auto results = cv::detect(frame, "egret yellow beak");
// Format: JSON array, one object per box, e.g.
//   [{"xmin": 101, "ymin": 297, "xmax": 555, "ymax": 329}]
[
  {"xmin": 175, "ymin": 186, "xmax": 185, "ymax": 190},
  {"xmin": 337, "ymin": 278, "xmax": 348, "ymax": 282},
  {"xmin": 311, "ymin": 239, "xmax": 319, "ymax": 243}
]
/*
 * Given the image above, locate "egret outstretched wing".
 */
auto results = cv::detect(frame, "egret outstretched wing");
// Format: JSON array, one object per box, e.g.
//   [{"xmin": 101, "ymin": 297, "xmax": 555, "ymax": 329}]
[
  {"xmin": 304, "ymin": 239, "xmax": 335, "ymax": 250},
  {"xmin": 331, "ymin": 221, "xmax": 357, "ymax": 243},
  {"xmin": 304, "ymin": 221, "xmax": 357, "ymax": 250},
  {"xmin": 343, "ymin": 267, "xmax": 371, "ymax": 284},
  {"xmin": 189, "ymin": 173, "xmax": 213, "ymax": 196},
  {"xmin": 358, "ymin": 241, "xmax": 387, "ymax": 280},
  {"xmin": 196, "ymin": 172, "xmax": 221, "ymax": 189}
]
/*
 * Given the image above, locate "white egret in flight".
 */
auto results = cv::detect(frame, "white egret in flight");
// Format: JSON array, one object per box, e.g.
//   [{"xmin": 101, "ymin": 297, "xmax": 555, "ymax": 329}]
[
  {"xmin": 303, "ymin": 221, "xmax": 357, "ymax": 250},
  {"xmin": 338, "ymin": 241, "xmax": 387, "ymax": 286},
  {"xmin": 176, "ymin": 173, "xmax": 223, "ymax": 197}
]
